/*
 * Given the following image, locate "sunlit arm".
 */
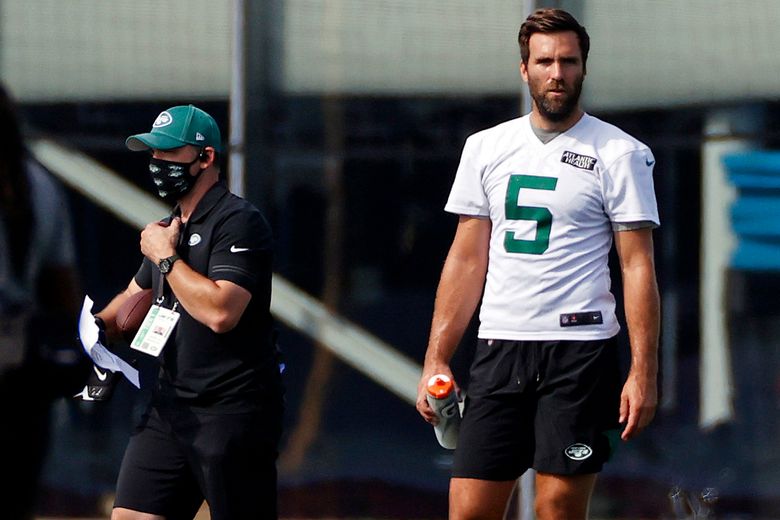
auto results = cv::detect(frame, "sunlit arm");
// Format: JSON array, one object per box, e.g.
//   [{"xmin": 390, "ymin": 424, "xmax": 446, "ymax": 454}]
[
  {"xmin": 139, "ymin": 217, "xmax": 251, "ymax": 334},
  {"xmin": 614, "ymin": 228, "xmax": 660, "ymax": 440},
  {"xmin": 426, "ymin": 216, "xmax": 491, "ymax": 367},
  {"xmin": 417, "ymin": 215, "xmax": 491, "ymax": 422},
  {"xmin": 164, "ymin": 262, "xmax": 251, "ymax": 334}
]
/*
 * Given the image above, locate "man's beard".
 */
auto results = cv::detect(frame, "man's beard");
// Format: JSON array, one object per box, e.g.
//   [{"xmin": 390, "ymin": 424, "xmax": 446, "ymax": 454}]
[{"xmin": 530, "ymin": 76, "xmax": 583, "ymax": 123}]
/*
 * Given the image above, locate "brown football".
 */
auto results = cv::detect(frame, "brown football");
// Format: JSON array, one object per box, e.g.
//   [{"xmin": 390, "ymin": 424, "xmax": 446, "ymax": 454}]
[{"xmin": 115, "ymin": 288, "xmax": 154, "ymax": 340}]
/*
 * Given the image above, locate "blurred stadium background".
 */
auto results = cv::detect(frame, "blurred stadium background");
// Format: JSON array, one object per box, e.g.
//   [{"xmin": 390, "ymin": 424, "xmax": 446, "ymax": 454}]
[{"xmin": 2, "ymin": 0, "xmax": 780, "ymax": 518}]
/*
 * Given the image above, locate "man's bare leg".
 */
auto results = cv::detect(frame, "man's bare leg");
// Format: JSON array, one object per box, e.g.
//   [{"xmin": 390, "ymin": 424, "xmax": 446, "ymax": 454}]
[
  {"xmin": 535, "ymin": 472, "xmax": 597, "ymax": 520},
  {"xmin": 112, "ymin": 507, "xmax": 164, "ymax": 520},
  {"xmin": 449, "ymin": 477, "xmax": 516, "ymax": 520}
]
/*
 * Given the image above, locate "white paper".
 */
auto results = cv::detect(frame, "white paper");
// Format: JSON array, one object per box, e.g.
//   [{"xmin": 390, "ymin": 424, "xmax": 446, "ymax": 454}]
[{"xmin": 79, "ymin": 296, "xmax": 140, "ymax": 388}]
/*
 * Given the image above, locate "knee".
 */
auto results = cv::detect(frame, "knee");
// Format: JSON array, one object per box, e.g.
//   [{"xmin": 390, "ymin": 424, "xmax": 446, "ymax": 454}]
[
  {"xmin": 449, "ymin": 479, "xmax": 515, "ymax": 520},
  {"xmin": 450, "ymin": 502, "xmax": 500, "ymax": 520},
  {"xmin": 535, "ymin": 493, "xmax": 588, "ymax": 520},
  {"xmin": 534, "ymin": 472, "xmax": 595, "ymax": 520},
  {"xmin": 449, "ymin": 493, "xmax": 486, "ymax": 520}
]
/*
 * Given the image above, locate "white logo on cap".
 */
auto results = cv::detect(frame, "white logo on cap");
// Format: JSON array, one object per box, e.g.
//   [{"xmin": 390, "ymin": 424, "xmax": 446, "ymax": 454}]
[
  {"xmin": 153, "ymin": 111, "xmax": 173, "ymax": 128},
  {"xmin": 195, "ymin": 132, "xmax": 205, "ymax": 141}
]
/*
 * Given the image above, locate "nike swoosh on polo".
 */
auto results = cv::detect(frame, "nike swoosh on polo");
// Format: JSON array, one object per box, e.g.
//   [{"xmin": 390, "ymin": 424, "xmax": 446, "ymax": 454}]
[
  {"xmin": 230, "ymin": 245, "xmax": 250, "ymax": 253},
  {"xmin": 94, "ymin": 366, "xmax": 108, "ymax": 381}
]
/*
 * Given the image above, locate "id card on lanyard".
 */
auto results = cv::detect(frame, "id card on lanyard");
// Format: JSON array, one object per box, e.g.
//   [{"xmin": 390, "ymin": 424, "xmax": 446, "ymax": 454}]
[
  {"xmin": 130, "ymin": 303, "xmax": 180, "ymax": 357},
  {"xmin": 130, "ymin": 264, "xmax": 181, "ymax": 357}
]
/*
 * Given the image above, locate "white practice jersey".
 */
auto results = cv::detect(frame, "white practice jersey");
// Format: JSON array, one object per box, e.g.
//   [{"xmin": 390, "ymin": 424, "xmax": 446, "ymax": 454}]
[{"xmin": 445, "ymin": 113, "xmax": 659, "ymax": 340}]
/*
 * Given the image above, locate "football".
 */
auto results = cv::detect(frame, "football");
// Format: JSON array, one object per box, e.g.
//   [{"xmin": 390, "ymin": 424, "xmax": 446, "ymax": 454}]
[{"xmin": 115, "ymin": 288, "xmax": 154, "ymax": 340}]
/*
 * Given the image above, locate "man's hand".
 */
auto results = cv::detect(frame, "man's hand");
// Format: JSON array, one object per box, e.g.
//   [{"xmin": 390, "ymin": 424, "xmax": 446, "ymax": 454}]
[
  {"xmin": 94, "ymin": 316, "xmax": 109, "ymax": 347},
  {"xmin": 73, "ymin": 316, "xmax": 120, "ymax": 402},
  {"xmin": 416, "ymin": 363, "xmax": 458, "ymax": 425},
  {"xmin": 619, "ymin": 370, "xmax": 657, "ymax": 440},
  {"xmin": 140, "ymin": 217, "xmax": 180, "ymax": 264}
]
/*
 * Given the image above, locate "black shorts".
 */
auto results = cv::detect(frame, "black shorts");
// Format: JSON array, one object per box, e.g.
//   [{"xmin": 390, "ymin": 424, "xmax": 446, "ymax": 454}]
[
  {"xmin": 452, "ymin": 338, "xmax": 622, "ymax": 480},
  {"xmin": 114, "ymin": 401, "xmax": 282, "ymax": 520}
]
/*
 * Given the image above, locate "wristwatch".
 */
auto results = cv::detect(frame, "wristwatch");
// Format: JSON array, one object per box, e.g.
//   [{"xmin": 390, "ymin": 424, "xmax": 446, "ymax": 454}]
[{"xmin": 158, "ymin": 254, "xmax": 181, "ymax": 275}]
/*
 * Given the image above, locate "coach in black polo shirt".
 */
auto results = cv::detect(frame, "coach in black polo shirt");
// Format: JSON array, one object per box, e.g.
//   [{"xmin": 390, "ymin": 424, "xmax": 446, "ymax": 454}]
[{"xmin": 92, "ymin": 105, "xmax": 283, "ymax": 520}]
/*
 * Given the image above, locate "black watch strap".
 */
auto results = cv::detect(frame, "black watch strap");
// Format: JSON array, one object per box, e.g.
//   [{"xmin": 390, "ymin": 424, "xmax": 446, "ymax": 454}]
[{"xmin": 159, "ymin": 254, "xmax": 181, "ymax": 274}]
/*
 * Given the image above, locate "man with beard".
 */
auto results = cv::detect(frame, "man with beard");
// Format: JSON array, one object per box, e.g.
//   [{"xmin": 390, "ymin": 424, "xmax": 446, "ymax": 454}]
[{"xmin": 416, "ymin": 8, "xmax": 659, "ymax": 519}]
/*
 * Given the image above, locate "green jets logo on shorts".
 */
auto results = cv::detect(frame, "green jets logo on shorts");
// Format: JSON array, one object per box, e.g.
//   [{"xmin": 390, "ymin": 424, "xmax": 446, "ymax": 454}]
[{"xmin": 565, "ymin": 443, "xmax": 592, "ymax": 460}]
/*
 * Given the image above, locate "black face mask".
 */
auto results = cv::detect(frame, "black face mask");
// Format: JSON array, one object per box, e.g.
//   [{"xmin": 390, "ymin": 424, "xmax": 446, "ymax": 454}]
[{"xmin": 148, "ymin": 156, "xmax": 203, "ymax": 202}]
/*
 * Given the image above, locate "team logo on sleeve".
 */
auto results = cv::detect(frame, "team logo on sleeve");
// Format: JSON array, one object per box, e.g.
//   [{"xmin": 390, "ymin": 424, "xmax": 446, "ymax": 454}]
[{"xmin": 561, "ymin": 151, "xmax": 597, "ymax": 171}]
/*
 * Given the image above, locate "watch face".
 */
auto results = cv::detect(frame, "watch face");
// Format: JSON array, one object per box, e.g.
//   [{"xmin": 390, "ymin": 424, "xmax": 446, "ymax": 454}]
[{"xmin": 159, "ymin": 255, "xmax": 179, "ymax": 274}]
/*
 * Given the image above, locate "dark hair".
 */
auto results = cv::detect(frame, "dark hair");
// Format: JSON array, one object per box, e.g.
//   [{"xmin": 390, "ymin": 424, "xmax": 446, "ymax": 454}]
[{"xmin": 518, "ymin": 8, "xmax": 590, "ymax": 69}]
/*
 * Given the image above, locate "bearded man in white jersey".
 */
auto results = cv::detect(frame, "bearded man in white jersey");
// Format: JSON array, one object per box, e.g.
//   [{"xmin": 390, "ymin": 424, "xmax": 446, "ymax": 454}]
[{"xmin": 416, "ymin": 8, "xmax": 660, "ymax": 519}]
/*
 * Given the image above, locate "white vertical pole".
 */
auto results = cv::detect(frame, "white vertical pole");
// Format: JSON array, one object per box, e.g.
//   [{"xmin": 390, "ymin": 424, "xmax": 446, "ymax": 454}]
[
  {"xmin": 515, "ymin": 1, "xmax": 536, "ymax": 516},
  {"xmin": 228, "ymin": 0, "xmax": 246, "ymax": 198},
  {"xmin": 520, "ymin": 0, "xmax": 534, "ymax": 117},
  {"xmin": 517, "ymin": 470, "xmax": 535, "ymax": 520},
  {"xmin": 699, "ymin": 109, "xmax": 757, "ymax": 429}
]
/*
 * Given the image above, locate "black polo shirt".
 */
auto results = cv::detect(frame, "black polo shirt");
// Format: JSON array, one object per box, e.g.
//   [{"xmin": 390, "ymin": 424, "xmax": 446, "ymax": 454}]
[{"xmin": 134, "ymin": 181, "xmax": 280, "ymax": 412}]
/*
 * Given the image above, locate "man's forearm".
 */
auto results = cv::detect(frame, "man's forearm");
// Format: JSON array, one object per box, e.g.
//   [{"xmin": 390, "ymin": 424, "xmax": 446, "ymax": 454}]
[
  {"xmin": 425, "ymin": 251, "xmax": 488, "ymax": 368},
  {"xmin": 622, "ymin": 264, "xmax": 660, "ymax": 376},
  {"xmin": 423, "ymin": 215, "xmax": 490, "ymax": 371}
]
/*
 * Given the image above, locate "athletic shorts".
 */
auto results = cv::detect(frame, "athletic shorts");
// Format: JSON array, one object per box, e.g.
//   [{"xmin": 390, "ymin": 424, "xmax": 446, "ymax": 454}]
[
  {"xmin": 114, "ymin": 401, "xmax": 282, "ymax": 520},
  {"xmin": 452, "ymin": 337, "xmax": 622, "ymax": 480}
]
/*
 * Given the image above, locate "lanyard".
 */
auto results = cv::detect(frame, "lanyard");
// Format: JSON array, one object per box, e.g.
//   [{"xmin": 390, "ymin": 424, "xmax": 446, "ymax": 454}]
[
  {"xmin": 154, "ymin": 214, "xmax": 187, "ymax": 311},
  {"xmin": 154, "ymin": 270, "xmax": 179, "ymax": 313}
]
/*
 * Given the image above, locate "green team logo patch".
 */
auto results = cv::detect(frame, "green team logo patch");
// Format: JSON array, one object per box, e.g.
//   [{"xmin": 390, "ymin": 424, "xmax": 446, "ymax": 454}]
[{"xmin": 565, "ymin": 443, "xmax": 593, "ymax": 460}]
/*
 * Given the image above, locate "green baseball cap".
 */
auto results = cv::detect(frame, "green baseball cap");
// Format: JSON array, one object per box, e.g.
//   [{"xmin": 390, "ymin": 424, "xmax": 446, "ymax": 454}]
[{"xmin": 126, "ymin": 104, "xmax": 223, "ymax": 153}]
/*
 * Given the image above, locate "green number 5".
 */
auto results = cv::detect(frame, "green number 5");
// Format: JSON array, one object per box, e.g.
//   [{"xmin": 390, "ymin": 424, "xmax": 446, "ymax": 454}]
[{"xmin": 504, "ymin": 174, "xmax": 558, "ymax": 254}]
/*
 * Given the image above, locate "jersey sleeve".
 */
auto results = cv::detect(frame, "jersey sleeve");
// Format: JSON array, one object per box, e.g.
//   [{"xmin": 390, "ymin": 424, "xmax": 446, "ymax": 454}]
[
  {"xmin": 134, "ymin": 258, "xmax": 154, "ymax": 289},
  {"xmin": 208, "ymin": 208, "xmax": 273, "ymax": 292},
  {"xmin": 444, "ymin": 135, "xmax": 490, "ymax": 216},
  {"xmin": 601, "ymin": 149, "xmax": 660, "ymax": 227}
]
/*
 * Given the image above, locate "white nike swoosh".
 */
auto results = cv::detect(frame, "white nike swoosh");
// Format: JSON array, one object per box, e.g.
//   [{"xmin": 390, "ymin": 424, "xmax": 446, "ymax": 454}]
[
  {"xmin": 94, "ymin": 366, "xmax": 108, "ymax": 381},
  {"xmin": 74, "ymin": 387, "xmax": 96, "ymax": 401},
  {"xmin": 230, "ymin": 245, "xmax": 250, "ymax": 253}
]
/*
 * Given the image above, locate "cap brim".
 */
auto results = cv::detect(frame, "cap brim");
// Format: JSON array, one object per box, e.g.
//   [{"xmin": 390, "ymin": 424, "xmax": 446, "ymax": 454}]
[{"xmin": 125, "ymin": 133, "xmax": 186, "ymax": 152}]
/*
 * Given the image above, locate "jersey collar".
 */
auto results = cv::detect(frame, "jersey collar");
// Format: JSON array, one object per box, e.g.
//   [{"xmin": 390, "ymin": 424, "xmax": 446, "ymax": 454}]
[{"xmin": 525, "ymin": 112, "xmax": 591, "ymax": 147}]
